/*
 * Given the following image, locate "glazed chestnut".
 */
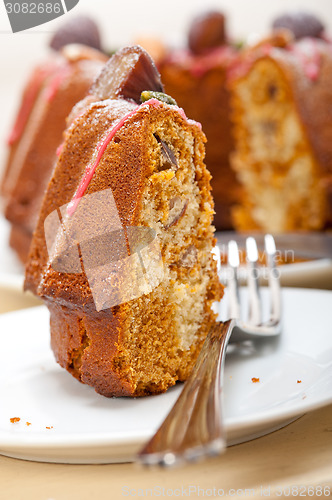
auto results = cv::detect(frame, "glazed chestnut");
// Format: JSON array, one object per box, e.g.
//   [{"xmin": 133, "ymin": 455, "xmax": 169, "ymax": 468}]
[
  {"xmin": 188, "ymin": 10, "xmax": 226, "ymax": 55},
  {"xmin": 91, "ymin": 46, "xmax": 164, "ymax": 103},
  {"xmin": 272, "ymin": 11, "xmax": 325, "ymax": 40},
  {"xmin": 50, "ymin": 15, "xmax": 102, "ymax": 51}
]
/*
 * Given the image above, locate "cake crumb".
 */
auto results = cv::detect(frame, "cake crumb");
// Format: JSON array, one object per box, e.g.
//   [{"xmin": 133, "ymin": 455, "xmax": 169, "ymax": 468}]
[
  {"xmin": 251, "ymin": 377, "xmax": 260, "ymax": 383},
  {"xmin": 46, "ymin": 426, "xmax": 54, "ymax": 430},
  {"xmin": 10, "ymin": 417, "xmax": 20, "ymax": 423},
  {"xmin": 26, "ymin": 422, "xmax": 31, "ymax": 426},
  {"xmin": 297, "ymin": 380, "xmax": 302, "ymax": 383}
]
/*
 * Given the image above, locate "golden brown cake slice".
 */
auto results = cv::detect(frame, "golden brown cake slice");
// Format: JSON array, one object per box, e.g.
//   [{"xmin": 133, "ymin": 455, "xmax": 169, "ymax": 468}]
[
  {"xmin": 229, "ymin": 16, "xmax": 332, "ymax": 232},
  {"xmin": 25, "ymin": 46, "xmax": 222, "ymax": 397}
]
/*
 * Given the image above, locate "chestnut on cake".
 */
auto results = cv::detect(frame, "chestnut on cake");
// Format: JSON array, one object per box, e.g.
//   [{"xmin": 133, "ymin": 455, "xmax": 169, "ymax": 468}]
[{"xmin": 25, "ymin": 46, "xmax": 223, "ymax": 397}]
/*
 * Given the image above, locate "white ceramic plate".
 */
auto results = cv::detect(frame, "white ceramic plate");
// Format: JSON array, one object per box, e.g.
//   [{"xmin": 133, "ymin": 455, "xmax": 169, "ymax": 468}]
[{"xmin": 0, "ymin": 287, "xmax": 331, "ymax": 464}]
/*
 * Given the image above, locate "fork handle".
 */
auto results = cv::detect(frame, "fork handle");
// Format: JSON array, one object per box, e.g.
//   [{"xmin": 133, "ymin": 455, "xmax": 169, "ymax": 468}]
[{"xmin": 137, "ymin": 319, "xmax": 236, "ymax": 467}]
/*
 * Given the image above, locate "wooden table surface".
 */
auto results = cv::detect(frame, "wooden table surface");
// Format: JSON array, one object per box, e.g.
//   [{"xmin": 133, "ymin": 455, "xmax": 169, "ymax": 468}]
[{"xmin": 0, "ymin": 404, "xmax": 331, "ymax": 500}]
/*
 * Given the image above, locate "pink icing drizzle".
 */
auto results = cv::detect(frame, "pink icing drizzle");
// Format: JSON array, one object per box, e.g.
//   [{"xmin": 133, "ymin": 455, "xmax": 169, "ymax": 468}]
[
  {"xmin": 227, "ymin": 44, "xmax": 273, "ymax": 82},
  {"xmin": 175, "ymin": 106, "xmax": 187, "ymax": 120},
  {"xmin": 44, "ymin": 64, "xmax": 72, "ymax": 102},
  {"xmin": 7, "ymin": 61, "xmax": 72, "ymax": 146},
  {"xmin": 67, "ymin": 98, "xmax": 164, "ymax": 216},
  {"xmin": 288, "ymin": 38, "xmax": 322, "ymax": 81},
  {"xmin": 7, "ymin": 62, "xmax": 58, "ymax": 145},
  {"xmin": 56, "ymin": 142, "xmax": 64, "ymax": 157},
  {"xmin": 228, "ymin": 38, "xmax": 327, "ymax": 82},
  {"xmin": 164, "ymin": 46, "xmax": 236, "ymax": 78}
]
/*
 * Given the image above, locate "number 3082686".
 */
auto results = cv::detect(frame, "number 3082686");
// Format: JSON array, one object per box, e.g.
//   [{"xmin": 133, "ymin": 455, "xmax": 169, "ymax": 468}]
[{"xmin": 5, "ymin": 3, "xmax": 62, "ymax": 14}]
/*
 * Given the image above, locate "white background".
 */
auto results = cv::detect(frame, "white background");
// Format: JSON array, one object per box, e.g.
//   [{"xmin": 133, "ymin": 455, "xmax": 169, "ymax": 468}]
[{"xmin": 0, "ymin": 0, "xmax": 331, "ymax": 173}]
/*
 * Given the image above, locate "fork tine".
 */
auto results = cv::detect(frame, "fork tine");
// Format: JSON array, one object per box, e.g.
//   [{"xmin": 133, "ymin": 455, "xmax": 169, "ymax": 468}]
[
  {"xmin": 246, "ymin": 237, "xmax": 262, "ymax": 326},
  {"xmin": 265, "ymin": 234, "xmax": 281, "ymax": 327},
  {"xmin": 227, "ymin": 240, "xmax": 241, "ymax": 319}
]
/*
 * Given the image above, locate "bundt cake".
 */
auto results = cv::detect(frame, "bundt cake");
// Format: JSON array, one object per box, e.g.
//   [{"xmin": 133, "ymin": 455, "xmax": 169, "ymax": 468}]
[
  {"xmin": 229, "ymin": 12, "xmax": 332, "ymax": 232},
  {"xmin": 24, "ymin": 46, "xmax": 223, "ymax": 397},
  {"xmin": 1, "ymin": 36, "xmax": 107, "ymax": 263},
  {"xmin": 158, "ymin": 10, "xmax": 241, "ymax": 230}
]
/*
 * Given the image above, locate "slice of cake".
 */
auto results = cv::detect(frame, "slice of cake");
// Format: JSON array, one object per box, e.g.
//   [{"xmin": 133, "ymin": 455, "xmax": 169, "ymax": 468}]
[
  {"xmin": 229, "ymin": 12, "xmax": 332, "ymax": 232},
  {"xmin": 1, "ymin": 43, "xmax": 107, "ymax": 263},
  {"xmin": 24, "ymin": 46, "xmax": 223, "ymax": 397},
  {"xmin": 158, "ymin": 10, "xmax": 241, "ymax": 230}
]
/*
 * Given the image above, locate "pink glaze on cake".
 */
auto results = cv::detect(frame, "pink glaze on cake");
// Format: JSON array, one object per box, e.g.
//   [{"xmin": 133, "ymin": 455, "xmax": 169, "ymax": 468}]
[
  {"xmin": 56, "ymin": 143, "xmax": 64, "ymax": 157},
  {"xmin": 227, "ymin": 44, "xmax": 273, "ymax": 82},
  {"xmin": 67, "ymin": 98, "xmax": 165, "ymax": 216},
  {"xmin": 228, "ymin": 38, "xmax": 326, "ymax": 83},
  {"xmin": 288, "ymin": 38, "xmax": 322, "ymax": 81},
  {"xmin": 44, "ymin": 64, "xmax": 73, "ymax": 102},
  {"xmin": 7, "ymin": 62, "xmax": 59, "ymax": 145},
  {"xmin": 164, "ymin": 46, "xmax": 236, "ymax": 78},
  {"xmin": 175, "ymin": 106, "xmax": 187, "ymax": 120}
]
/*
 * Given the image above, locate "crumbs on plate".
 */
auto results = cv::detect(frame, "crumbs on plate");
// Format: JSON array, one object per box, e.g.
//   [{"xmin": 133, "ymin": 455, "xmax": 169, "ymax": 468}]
[
  {"xmin": 46, "ymin": 426, "xmax": 54, "ymax": 430},
  {"xmin": 297, "ymin": 380, "xmax": 302, "ymax": 383},
  {"xmin": 10, "ymin": 417, "xmax": 21, "ymax": 423},
  {"xmin": 251, "ymin": 377, "xmax": 260, "ymax": 383}
]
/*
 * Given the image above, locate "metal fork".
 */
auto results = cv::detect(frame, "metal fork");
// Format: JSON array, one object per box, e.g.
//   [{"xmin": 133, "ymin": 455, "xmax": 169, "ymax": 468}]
[{"xmin": 137, "ymin": 234, "xmax": 281, "ymax": 467}]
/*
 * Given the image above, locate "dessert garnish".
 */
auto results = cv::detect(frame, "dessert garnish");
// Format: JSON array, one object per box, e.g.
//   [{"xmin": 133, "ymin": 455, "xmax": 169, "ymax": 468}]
[
  {"xmin": 141, "ymin": 90, "xmax": 177, "ymax": 106},
  {"xmin": 91, "ymin": 45, "xmax": 163, "ymax": 103},
  {"xmin": 188, "ymin": 10, "xmax": 226, "ymax": 55},
  {"xmin": 49, "ymin": 15, "xmax": 102, "ymax": 51},
  {"xmin": 272, "ymin": 11, "xmax": 325, "ymax": 40}
]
